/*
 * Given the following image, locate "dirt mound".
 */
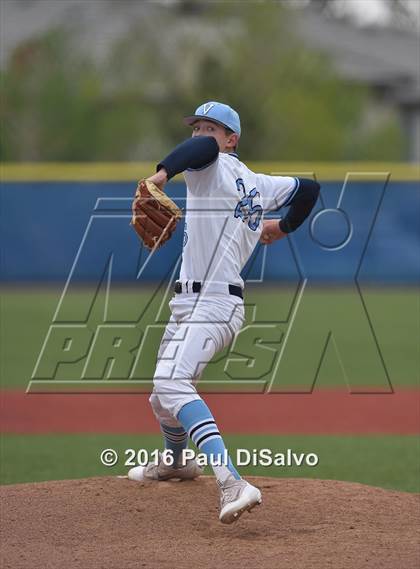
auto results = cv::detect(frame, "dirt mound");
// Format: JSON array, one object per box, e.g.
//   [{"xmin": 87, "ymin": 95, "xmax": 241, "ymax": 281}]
[{"xmin": 1, "ymin": 477, "xmax": 419, "ymax": 569}]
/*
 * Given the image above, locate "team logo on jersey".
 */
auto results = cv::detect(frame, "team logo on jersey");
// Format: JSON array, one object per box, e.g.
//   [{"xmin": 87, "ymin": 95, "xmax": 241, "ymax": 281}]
[
  {"xmin": 234, "ymin": 178, "xmax": 263, "ymax": 231},
  {"xmin": 201, "ymin": 103, "xmax": 215, "ymax": 115}
]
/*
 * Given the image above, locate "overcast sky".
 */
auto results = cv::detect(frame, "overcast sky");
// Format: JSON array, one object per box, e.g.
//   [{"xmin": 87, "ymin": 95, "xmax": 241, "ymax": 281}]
[
  {"xmin": 291, "ymin": 0, "xmax": 419, "ymax": 27},
  {"xmin": 339, "ymin": 0, "xmax": 418, "ymax": 25}
]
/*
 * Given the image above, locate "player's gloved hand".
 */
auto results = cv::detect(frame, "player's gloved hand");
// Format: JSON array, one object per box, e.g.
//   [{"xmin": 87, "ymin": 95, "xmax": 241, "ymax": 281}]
[
  {"xmin": 146, "ymin": 168, "xmax": 168, "ymax": 191},
  {"xmin": 259, "ymin": 219, "xmax": 288, "ymax": 245},
  {"xmin": 131, "ymin": 177, "xmax": 182, "ymax": 250}
]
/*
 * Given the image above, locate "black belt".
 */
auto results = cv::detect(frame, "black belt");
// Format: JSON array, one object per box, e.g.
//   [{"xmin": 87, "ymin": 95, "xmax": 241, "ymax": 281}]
[{"xmin": 174, "ymin": 281, "xmax": 243, "ymax": 299}]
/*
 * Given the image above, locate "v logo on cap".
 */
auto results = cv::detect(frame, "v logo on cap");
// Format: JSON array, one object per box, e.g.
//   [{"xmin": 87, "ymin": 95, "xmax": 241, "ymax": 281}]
[{"xmin": 202, "ymin": 103, "xmax": 215, "ymax": 115}]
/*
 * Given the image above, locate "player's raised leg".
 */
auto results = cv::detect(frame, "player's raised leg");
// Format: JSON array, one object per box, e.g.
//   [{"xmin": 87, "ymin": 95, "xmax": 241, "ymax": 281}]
[{"xmin": 177, "ymin": 398, "xmax": 262, "ymax": 524}]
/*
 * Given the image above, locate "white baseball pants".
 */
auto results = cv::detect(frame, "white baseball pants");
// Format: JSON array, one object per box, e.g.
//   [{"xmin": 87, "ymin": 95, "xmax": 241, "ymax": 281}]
[{"xmin": 149, "ymin": 292, "xmax": 244, "ymax": 427}]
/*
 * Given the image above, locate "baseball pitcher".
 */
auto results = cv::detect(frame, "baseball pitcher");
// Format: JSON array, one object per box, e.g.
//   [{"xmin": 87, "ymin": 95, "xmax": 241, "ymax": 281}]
[{"xmin": 129, "ymin": 101, "xmax": 320, "ymax": 524}]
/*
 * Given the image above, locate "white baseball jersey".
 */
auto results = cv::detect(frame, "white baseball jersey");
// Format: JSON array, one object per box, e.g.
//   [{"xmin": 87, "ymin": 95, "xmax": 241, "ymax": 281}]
[{"xmin": 180, "ymin": 152, "xmax": 298, "ymax": 289}]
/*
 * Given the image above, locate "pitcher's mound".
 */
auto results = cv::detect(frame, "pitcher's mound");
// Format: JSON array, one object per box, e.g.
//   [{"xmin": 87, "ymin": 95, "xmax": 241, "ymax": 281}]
[{"xmin": 1, "ymin": 476, "xmax": 419, "ymax": 569}]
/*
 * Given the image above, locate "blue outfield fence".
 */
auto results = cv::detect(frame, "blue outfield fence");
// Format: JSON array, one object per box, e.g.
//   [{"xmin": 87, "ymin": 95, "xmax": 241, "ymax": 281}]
[{"xmin": 1, "ymin": 178, "xmax": 419, "ymax": 284}]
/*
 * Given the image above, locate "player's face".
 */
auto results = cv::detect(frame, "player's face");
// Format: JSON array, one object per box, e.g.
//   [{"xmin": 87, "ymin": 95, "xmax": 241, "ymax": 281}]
[{"xmin": 191, "ymin": 120, "xmax": 238, "ymax": 152}]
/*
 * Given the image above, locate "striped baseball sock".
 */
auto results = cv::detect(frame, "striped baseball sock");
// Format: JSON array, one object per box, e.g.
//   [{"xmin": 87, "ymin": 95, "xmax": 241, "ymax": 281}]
[
  {"xmin": 160, "ymin": 423, "xmax": 188, "ymax": 468},
  {"xmin": 177, "ymin": 399, "xmax": 240, "ymax": 485}
]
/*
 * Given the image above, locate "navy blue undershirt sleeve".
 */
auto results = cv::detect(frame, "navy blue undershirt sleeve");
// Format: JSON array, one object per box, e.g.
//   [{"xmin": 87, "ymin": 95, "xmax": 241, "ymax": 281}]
[
  {"xmin": 157, "ymin": 136, "xmax": 219, "ymax": 180},
  {"xmin": 279, "ymin": 178, "xmax": 320, "ymax": 233}
]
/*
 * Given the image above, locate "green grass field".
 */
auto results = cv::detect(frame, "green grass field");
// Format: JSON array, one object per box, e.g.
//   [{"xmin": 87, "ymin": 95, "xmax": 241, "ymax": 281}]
[
  {"xmin": 1, "ymin": 433, "xmax": 418, "ymax": 492},
  {"xmin": 1, "ymin": 287, "xmax": 418, "ymax": 491},
  {"xmin": 1, "ymin": 286, "xmax": 418, "ymax": 391}
]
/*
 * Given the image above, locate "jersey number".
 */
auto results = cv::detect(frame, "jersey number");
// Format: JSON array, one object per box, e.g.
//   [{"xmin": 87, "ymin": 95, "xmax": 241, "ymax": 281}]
[{"xmin": 234, "ymin": 178, "xmax": 263, "ymax": 231}]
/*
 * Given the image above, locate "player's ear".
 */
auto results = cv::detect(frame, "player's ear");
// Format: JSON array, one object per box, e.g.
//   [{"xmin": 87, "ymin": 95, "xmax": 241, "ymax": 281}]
[{"xmin": 227, "ymin": 133, "xmax": 239, "ymax": 150}]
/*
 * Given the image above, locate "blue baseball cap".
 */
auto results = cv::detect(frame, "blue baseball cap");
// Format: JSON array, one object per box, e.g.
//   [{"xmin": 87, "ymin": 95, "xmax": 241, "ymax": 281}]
[{"xmin": 184, "ymin": 101, "xmax": 241, "ymax": 136}]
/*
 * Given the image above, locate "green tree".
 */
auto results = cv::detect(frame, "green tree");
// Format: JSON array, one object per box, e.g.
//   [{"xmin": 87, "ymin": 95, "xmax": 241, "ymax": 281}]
[{"xmin": 0, "ymin": 3, "xmax": 404, "ymax": 161}]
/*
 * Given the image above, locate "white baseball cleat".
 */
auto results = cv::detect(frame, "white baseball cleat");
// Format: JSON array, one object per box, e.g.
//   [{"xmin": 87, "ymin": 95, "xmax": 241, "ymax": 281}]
[
  {"xmin": 219, "ymin": 479, "xmax": 262, "ymax": 524},
  {"xmin": 128, "ymin": 453, "xmax": 203, "ymax": 482}
]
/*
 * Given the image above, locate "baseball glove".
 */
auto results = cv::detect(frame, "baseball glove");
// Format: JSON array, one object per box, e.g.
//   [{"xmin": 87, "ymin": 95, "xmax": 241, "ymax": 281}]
[{"xmin": 131, "ymin": 179, "xmax": 182, "ymax": 250}]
